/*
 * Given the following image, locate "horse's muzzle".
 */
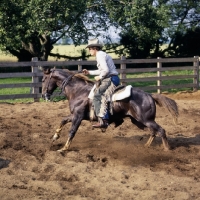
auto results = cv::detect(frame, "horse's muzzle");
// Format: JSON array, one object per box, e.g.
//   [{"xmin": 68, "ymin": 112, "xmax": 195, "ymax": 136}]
[{"xmin": 42, "ymin": 93, "xmax": 51, "ymax": 101}]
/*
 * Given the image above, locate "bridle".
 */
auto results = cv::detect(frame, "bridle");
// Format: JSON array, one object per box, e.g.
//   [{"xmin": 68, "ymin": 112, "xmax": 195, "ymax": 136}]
[
  {"xmin": 60, "ymin": 73, "xmax": 75, "ymax": 93},
  {"xmin": 43, "ymin": 69, "xmax": 75, "ymax": 101}
]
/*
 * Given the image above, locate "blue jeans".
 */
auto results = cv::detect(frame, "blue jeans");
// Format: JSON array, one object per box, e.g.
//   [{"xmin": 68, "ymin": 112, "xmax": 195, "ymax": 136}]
[
  {"xmin": 103, "ymin": 75, "xmax": 120, "ymax": 119},
  {"xmin": 111, "ymin": 75, "xmax": 120, "ymax": 86}
]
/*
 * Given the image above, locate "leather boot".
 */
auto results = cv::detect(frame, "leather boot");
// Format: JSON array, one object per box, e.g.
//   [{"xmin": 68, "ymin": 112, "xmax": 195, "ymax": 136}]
[{"xmin": 92, "ymin": 118, "xmax": 109, "ymax": 128}]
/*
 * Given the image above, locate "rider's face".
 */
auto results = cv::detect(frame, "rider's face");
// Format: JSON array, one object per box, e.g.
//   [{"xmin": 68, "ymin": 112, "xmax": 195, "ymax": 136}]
[{"xmin": 89, "ymin": 47, "xmax": 97, "ymax": 56}]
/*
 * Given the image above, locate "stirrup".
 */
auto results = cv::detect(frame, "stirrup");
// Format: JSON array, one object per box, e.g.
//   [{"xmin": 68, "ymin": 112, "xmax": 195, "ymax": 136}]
[{"xmin": 92, "ymin": 118, "xmax": 109, "ymax": 129}]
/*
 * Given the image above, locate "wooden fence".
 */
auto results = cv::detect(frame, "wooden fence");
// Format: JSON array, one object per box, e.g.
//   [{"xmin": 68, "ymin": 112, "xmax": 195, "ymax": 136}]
[{"xmin": 0, "ymin": 56, "xmax": 199, "ymax": 102}]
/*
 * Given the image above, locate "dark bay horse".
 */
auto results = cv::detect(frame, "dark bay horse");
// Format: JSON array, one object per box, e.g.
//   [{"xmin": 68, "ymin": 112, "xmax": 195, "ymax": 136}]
[{"xmin": 42, "ymin": 68, "xmax": 179, "ymax": 153}]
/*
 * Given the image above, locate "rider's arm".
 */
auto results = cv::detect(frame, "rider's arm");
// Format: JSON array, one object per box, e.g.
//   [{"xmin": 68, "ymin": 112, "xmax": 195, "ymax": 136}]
[{"xmin": 92, "ymin": 51, "xmax": 109, "ymax": 79}]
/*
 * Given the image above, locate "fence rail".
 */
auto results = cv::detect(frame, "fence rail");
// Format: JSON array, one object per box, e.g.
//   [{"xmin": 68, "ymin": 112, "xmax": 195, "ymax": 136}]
[{"xmin": 0, "ymin": 56, "xmax": 199, "ymax": 102}]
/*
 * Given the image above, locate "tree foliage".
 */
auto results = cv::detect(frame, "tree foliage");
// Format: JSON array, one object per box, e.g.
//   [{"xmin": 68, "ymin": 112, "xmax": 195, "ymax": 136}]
[
  {"xmin": 0, "ymin": 0, "xmax": 200, "ymax": 61},
  {"xmin": 102, "ymin": 0, "xmax": 170, "ymax": 58},
  {"xmin": 104, "ymin": 0, "xmax": 200, "ymax": 58},
  {"xmin": 168, "ymin": 27, "xmax": 200, "ymax": 57},
  {"xmin": 163, "ymin": 0, "xmax": 200, "ymax": 57},
  {"xmin": 0, "ymin": 0, "xmax": 112, "ymax": 61}
]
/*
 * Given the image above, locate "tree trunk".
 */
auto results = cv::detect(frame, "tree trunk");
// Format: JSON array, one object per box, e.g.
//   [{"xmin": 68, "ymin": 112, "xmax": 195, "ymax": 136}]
[
  {"xmin": 7, "ymin": 34, "xmax": 53, "ymax": 62},
  {"xmin": 6, "ymin": 48, "xmax": 33, "ymax": 62}
]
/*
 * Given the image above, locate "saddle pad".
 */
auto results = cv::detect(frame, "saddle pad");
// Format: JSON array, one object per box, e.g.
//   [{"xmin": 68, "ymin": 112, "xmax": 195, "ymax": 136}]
[
  {"xmin": 88, "ymin": 85, "xmax": 96, "ymax": 99},
  {"xmin": 112, "ymin": 85, "xmax": 132, "ymax": 101}
]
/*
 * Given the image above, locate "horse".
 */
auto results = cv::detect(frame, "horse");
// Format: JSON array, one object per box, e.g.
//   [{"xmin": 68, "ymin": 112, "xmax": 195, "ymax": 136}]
[{"xmin": 41, "ymin": 68, "xmax": 179, "ymax": 153}]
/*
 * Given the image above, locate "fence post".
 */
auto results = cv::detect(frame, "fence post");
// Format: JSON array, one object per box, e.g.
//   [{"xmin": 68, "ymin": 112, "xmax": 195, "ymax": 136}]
[
  {"xmin": 120, "ymin": 56, "xmax": 126, "ymax": 85},
  {"xmin": 78, "ymin": 59, "xmax": 82, "ymax": 72},
  {"xmin": 193, "ymin": 56, "xmax": 199, "ymax": 91},
  {"xmin": 31, "ymin": 57, "xmax": 40, "ymax": 102},
  {"xmin": 157, "ymin": 57, "xmax": 162, "ymax": 94}
]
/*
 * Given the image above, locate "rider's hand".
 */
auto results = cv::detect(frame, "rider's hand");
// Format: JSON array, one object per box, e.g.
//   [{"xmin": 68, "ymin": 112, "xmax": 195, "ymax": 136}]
[
  {"xmin": 82, "ymin": 69, "xmax": 89, "ymax": 75},
  {"xmin": 94, "ymin": 76, "xmax": 101, "ymax": 81}
]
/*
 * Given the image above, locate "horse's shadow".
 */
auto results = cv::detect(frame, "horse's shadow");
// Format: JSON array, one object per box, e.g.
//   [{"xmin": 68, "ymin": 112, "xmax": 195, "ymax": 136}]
[
  {"xmin": 0, "ymin": 158, "xmax": 10, "ymax": 170},
  {"xmin": 169, "ymin": 133, "xmax": 200, "ymax": 149},
  {"xmin": 49, "ymin": 133, "xmax": 200, "ymax": 153},
  {"xmin": 112, "ymin": 133, "xmax": 200, "ymax": 150}
]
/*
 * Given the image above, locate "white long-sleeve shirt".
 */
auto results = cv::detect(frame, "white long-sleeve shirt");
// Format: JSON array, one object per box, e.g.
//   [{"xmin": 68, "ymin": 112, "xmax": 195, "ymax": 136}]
[{"xmin": 88, "ymin": 51, "xmax": 118, "ymax": 79}]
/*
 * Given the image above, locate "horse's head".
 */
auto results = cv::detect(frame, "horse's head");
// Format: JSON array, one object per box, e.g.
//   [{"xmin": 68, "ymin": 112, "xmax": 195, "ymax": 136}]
[
  {"xmin": 42, "ymin": 68, "xmax": 94, "ymax": 101},
  {"xmin": 41, "ymin": 68, "xmax": 58, "ymax": 101}
]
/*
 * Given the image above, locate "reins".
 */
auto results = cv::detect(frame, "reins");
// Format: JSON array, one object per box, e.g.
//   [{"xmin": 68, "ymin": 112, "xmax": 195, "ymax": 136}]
[{"xmin": 60, "ymin": 73, "xmax": 75, "ymax": 94}]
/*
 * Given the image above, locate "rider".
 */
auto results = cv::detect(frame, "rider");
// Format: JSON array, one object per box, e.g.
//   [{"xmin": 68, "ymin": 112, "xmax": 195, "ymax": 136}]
[{"xmin": 82, "ymin": 38, "xmax": 120, "ymax": 128}]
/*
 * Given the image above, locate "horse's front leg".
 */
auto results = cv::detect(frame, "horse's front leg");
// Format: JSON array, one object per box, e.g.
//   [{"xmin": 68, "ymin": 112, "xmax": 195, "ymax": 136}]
[
  {"xmin": 57, "ymin": 113, "xmax": 84, "ymax": 152},
  {"xmin": 52, "ymin": 114, "xmax": 73, "ymax": 142},
  {"xmin": 145, "ymin": 133, "xmax": 156, "ymax": 147}
]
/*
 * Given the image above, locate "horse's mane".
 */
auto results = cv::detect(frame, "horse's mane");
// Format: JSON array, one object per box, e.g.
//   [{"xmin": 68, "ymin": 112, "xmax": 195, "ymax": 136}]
[{"xmin": 62, "ymin": 69, "xmax": 94, "ymax": 84}]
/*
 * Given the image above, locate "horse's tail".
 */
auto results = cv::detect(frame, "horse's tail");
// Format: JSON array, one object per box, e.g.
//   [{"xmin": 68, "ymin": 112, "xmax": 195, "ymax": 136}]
[{"xmin": 151, "ymin": 93, "xmax": 179, "ymax": 124}]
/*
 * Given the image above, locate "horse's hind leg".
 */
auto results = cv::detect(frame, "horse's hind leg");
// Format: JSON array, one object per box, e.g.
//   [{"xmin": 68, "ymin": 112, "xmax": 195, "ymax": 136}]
[
  {"xmin": 160, "ymin": 129, "xmax": 171, "ymax": 151},
  {"xmin": 52, "ymin": 114, "xmax": 73, "ymax": 142},
  {"xmin": 144, "ymin": 121, "xmax": 170, "ymax": 151}
]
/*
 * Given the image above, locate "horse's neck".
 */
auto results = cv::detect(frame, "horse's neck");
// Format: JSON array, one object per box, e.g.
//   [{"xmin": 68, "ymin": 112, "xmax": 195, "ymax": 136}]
[{"xmin": 63, "ymin": 78, "xmax": 94, "ymax": 100}]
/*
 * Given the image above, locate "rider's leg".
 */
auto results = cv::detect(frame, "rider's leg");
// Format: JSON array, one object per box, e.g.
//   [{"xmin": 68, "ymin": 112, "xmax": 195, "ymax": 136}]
[
  {"xmin": 93, "ymin": 77, "xmax": 119, "ymax": 128},
  {"xmin": 92, "ymin": 79, "xmax": 110, "ymax": 128}
]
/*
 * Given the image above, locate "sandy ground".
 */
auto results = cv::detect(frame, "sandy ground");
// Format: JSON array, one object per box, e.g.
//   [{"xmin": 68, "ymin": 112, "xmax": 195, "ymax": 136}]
[{"xmin": 0, "ymin": 91, "xmax": 200, "ymax": 200}]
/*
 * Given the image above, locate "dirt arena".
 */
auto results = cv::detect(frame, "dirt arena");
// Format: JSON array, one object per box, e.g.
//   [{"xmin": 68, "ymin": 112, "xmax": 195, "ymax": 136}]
[{"xmin": 0, "ymin": 91, "xmax": 200, "ymax": 200}]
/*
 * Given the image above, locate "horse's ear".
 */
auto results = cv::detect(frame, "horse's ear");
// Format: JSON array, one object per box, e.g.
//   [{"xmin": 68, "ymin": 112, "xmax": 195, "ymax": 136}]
[{"xmin": 43, "ymin": 68, "xmax": 51, "ymax": 74}]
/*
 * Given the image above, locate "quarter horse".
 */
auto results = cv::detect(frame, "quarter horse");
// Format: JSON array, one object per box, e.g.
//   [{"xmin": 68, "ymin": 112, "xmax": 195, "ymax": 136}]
[{"xmin": 42, "ymin": 68, "xmax": 179, "ymax": 153}]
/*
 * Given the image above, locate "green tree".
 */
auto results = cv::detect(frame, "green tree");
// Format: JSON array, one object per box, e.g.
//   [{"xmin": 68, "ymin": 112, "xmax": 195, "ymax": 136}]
[
  {"xmin": 1, "ymin": 0, "xmax": 200, "ymax": 61},
  {"xmin": 102, "ymin": 0, "xmax": 170, "ymax": 58},
  {"xmin": 0, "ymin": 0, "xmax": 112, "ymax": 61},
  {"xmin": 163, "ymin": 0, "xmax": 200, "ymax": 57},
  {"xmin": 169, "ymin": 27, "xmax": 200, "ymax": 57},
  {"xmin": 103, "ymin": 0, "xmax": 200, "ymax": 58}
]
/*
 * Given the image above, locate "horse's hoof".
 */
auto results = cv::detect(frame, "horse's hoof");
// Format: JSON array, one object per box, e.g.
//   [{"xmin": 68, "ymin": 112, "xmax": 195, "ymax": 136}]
[
  {"xmin": 164, "ymin": 146, "xmax": 171, "ymax": 151},
  {"xmin": 101, "ymin": 128, "xmax": 107, "ymax": 133},
  {"xmin": 52, "ymin": 134, "xmax": 60, "ymax": 142},
  {"xmin": 57, "ymin": 148, "xmax": 65, "ymax": 153}
]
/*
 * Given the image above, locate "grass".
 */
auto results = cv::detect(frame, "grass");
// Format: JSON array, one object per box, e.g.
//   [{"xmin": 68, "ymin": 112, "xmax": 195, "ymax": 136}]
[
  {"xmin": 126, "ymin": 70, "xmax": 194, "ymax": 93},
  {"xmin": 0, "ymin": 53, "xmax": 17, "ymax": 62},
  {"xmin": 0, "ymin": 77, "xmax": 33, "ymax": 103},
  {"xmin": 0, "ymin": 77, "xmax": 66, "ymax": 103},
  {"xmin": 0, "ymin": 77, "xmax": 31, "ymax": 95}
]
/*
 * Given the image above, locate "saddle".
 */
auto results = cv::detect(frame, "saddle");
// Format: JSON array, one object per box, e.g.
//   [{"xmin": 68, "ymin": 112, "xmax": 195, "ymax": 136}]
[
  {"xmin": 88, "ymin": 84, "xmax": 132, "ymax": 101},
  {"xmin": 112, "ymin": 85, "xmax": 132, "ymax": 101}
]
